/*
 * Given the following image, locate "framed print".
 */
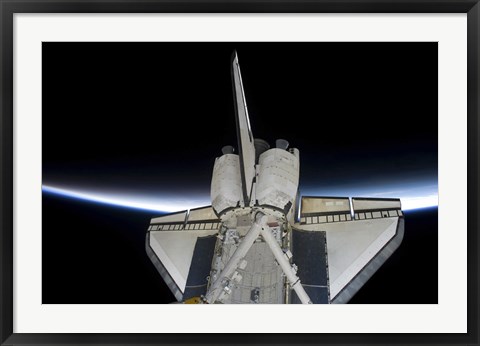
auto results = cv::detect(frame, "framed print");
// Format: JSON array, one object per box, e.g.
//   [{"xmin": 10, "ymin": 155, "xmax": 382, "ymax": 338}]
[{"xmin": 1, "ymin": 1, "xmax": 479, "ymax": 345}]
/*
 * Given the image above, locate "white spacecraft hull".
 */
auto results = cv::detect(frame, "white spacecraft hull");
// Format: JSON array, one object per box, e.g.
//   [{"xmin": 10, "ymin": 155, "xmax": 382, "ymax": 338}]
[
  {"xmin": 146, "ymin": 198, "xmax": 404, "ymax": 303},
  {"xmin": 145, "ymin": 52, "xmax": 404, "ymax": 304}
]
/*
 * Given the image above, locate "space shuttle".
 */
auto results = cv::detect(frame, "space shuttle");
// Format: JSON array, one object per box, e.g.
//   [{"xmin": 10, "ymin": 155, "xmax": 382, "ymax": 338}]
[{"xmin": 145, "ymin": 51, "xmax": 404, "ymax": 304}]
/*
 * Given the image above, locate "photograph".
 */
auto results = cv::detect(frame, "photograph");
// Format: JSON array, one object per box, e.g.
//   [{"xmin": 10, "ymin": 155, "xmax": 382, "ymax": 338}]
[{"xmin": 42, "ymin": 42, "xmax": 438, "ymax": 305}]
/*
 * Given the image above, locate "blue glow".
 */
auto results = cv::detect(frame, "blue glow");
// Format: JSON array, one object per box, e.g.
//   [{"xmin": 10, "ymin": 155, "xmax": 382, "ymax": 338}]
[
  {"xmin": 43, "ymin": 182, "xmax": 437, "ymax": 214},
  {"xmin": 42, "ymin": 185, "xmax": 210, "ymax": 213}
]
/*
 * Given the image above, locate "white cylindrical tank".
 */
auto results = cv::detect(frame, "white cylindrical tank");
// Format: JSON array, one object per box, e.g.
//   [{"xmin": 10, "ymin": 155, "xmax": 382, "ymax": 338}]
[
  {"xmin": 211, "ymin": 154, "xmax": 243, "ymax": 216},
  {"xmin": 256, "ymin": 148, "xmax": 300, "ymax": 214}
]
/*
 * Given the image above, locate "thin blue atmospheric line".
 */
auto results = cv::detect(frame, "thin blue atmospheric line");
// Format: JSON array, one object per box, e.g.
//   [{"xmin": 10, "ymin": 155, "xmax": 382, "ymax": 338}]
[
  {"xmin": 42, "ymin": 185, "xmax": 169, "ymax": 213},
  {"xmin": 42, "ymin": 184, "xmax": 437, "ymax": 214}
]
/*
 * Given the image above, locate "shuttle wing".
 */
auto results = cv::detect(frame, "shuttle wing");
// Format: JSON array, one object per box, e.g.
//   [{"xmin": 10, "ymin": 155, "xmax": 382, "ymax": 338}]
[
  {"xmin": 231, "ymin": 51, "xmax": 256, "ymax": 206},
  {"xmin": 146, "ymin": 206, "xmax": 220, "ymax": 301},
  {"xmin": 291, "ymin": 197, "xmax": 404, "ymax": 303}
]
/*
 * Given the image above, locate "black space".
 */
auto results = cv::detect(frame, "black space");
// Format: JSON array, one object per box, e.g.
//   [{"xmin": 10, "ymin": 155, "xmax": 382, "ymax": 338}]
[
  {"xmin": 42, "ymin": 42, "xmax": 438, "ymax": 303},
  {"xmin": 42, "ymin": 194, "xmax": 175, "ymax": 303},
  {"xmin": 42, "ymin": 42, "xmax": 437, "ymax": 193}
]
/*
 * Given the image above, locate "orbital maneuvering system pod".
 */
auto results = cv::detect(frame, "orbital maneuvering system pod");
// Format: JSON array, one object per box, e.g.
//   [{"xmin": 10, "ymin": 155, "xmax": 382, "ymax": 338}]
[{"xmin": 145, "ymin": 51, "xmax": 404, "ymax": 304}]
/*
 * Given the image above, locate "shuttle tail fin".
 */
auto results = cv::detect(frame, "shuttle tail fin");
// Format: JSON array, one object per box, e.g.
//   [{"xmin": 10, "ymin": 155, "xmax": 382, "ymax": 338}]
[{"xmin": 231, "ymin": 51, "xmax": 256, "ymax": 206}]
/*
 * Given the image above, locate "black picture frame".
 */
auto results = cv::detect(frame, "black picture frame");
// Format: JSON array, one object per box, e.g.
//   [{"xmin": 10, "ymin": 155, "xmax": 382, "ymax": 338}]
[{"xmin": 1, "ymin": 1, "xmax": 478, "ymax": 345}]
